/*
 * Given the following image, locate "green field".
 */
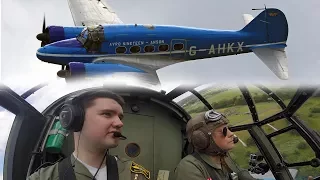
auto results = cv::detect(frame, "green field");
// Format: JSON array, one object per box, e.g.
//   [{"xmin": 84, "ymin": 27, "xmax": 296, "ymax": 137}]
[{"xmin": 181, "ymin": 86, "xmax": 320, "ymax": 178}]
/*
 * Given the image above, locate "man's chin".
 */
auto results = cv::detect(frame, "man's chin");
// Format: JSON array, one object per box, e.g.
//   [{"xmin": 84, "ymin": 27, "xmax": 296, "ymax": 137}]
[
  {"xmin": 108, "ymin": 143, "xmax": 119, "ymax": 148},
  {"xmin": 105, "ymin": 139, "xmax": 120, "ymax": 148}
]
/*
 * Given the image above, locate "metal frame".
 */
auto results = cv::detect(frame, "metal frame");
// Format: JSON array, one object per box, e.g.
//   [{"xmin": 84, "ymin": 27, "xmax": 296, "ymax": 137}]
[{"xmin": 238, "ymin": 84, "xmax": 259, "ymax": 122}]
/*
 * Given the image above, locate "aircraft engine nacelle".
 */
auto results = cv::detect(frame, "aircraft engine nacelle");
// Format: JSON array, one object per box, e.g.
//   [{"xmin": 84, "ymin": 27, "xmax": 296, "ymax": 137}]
[
  {"xmin": 36, "ymin": 26, "xmax": 85, "ymax": 47},
  {"xmin": 57, "ymin": 62, "xmax": 146, "ymax": 78}
]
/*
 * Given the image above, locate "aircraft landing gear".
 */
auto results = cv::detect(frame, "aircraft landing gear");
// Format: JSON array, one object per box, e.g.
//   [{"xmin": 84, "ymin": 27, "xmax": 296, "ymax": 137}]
[{"xmin": 57, "ymin": 65, "xmax": 70, "ymax": 78}]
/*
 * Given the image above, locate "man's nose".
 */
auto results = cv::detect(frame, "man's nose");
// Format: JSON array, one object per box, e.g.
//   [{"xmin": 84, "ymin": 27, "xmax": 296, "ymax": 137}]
[
  {"xmin": 113, "ymin": 117, "xmax": 124, "ymax": 128},
  {"xmin": 227, "ymin": 129, "xmax": 234, "ymax": 137}
]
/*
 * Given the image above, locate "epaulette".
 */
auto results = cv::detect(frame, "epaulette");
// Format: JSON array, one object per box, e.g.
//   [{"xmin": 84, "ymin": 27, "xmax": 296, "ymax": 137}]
[{"xmin": 130, "ymin": 161, "xmax": 151, "ymax": 179}]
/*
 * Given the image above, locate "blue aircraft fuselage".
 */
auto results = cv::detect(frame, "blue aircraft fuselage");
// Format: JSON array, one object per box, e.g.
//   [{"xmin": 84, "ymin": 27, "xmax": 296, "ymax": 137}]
[
  {"xmin": 35, "ymin": 24, "xmax": 270, "ymax": 65},
  {"xmin": 36, "ymin": 8, "xmax": 288, "ymax": 70}
]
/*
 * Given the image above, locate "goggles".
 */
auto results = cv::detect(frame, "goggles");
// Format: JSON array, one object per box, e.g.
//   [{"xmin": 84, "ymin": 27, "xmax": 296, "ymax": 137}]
[{"xmin": 204, "ymin": 110, "xmax": 228, "ymax": 137}]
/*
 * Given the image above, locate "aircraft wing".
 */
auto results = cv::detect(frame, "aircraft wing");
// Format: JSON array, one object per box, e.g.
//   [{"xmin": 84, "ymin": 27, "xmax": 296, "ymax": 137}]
[{"xmin": 67, "ymin": 0, "xmax": 123, "ymax": 26}]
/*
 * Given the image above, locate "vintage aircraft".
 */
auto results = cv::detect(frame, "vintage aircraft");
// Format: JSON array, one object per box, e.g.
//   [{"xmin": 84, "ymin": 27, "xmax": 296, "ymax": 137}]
[
  {"xmin": 35, "ymin": 0, "xmax": 289, "ymax": 80},
  {"xmin": 1, "ymin": 81, "xmax": 319, "ymax": 180}
]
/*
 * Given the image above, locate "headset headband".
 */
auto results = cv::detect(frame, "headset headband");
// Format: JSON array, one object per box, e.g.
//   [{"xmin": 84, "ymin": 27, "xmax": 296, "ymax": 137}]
[{"xmin": 64, "ymin": 90, "xmax": 93, "ymax": 106}]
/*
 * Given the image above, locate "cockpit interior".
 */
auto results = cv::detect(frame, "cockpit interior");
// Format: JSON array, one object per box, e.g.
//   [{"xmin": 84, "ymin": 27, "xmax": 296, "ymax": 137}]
[{"xmin": 0, "ymin": 82, "xmax": 319, "ymax": 180}]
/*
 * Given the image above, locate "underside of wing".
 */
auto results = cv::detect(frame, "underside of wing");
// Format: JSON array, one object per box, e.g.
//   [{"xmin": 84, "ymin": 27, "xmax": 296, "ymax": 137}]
[
  {"xmin": 66, "ymin": 59, "xmax": 162, "ymax": 87},
  {"xmin": 67, "ymin": 0, "xmax": 123, "ymax": 26},
  {"xmin": 252, "ymin": 47, "xmax": 289, "ymax": 80}
]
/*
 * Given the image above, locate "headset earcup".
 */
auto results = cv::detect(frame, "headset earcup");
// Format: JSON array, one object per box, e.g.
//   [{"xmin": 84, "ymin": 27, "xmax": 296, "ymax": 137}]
[
  {"xmin": 191, "ymin": 129, "xmax": 210, "ymax": 150},
  {"xmin": 59, "ymin": 104, "xmax": 84, "ymax": 132},
  {"xmin": 59, "ymin": 105, "xmax": 74, "ymax": 130},
  {"xmin": 72, "ymin": 105, "xmax": 85, "ymax": 132}
]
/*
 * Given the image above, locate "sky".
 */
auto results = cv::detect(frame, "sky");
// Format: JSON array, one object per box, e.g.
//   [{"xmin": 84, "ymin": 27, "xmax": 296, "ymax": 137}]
[{"xmin": 1, "ymin": 0, "xmax": 320, "ymax": 179}]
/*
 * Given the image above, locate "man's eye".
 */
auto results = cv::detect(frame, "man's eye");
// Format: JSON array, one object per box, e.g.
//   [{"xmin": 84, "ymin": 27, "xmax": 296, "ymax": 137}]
[{"xmin": 103, "ymin": 113, "xmax": 111, "ymax": 116}]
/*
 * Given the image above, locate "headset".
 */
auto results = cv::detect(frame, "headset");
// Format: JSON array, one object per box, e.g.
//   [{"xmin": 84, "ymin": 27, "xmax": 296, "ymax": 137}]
[
  {"xmin": 59, "ymin": 90, "xmax": 92, "ymax": 132},
  {"xmin": 190, "ymin": 110, "xmax": 238, "ymax": 151}
]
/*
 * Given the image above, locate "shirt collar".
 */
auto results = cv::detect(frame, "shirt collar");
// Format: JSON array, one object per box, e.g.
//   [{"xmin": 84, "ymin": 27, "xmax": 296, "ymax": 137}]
[{"xmin": 198, "ymin": 152, "xmax": 223, "ymax": 169}]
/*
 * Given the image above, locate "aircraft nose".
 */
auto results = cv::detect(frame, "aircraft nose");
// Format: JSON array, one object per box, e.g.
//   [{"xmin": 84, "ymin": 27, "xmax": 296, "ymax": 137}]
[
  {"xmin": 36, "ymin": 46, "xmax": 50, "ymax": 62},
  {"xmin": 36, "ymin": 39, "xmax": 85, "ymax": 55},
  {"xmin": 37, "ymin": 46, "xmax": 47, "ymax": 54},
  {"xmin": 36, "ymin": 39, "xmax": 87, "ymax": 63}
]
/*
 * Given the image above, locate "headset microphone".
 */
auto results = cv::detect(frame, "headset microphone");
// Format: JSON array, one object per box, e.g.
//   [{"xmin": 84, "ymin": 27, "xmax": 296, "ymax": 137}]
[
  {"xmin": 113, "ymin": 132, "xmax": 127, "ymax": 140},
  {"xmin": 233, "ymin": 136, "xmax": 239, "ymax": 144}
]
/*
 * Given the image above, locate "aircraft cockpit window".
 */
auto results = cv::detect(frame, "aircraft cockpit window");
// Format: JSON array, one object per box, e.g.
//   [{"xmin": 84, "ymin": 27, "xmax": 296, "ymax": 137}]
[
  {"xmin": 81, "ymin": 25, "xmax": 105, "ymax": 53},
  {"xmin": 270, "ymin": 127, "xmax": 320, "ymax": 177},
  {"xmin": 158, "ymin": 44, "xmax": 169, "ymax": 51},
  {"xmin": 144, "ymin": 45, "xmax": 155, "ymax": 53},
  {"xmin": 228, "ymin": 130, "xmax": 260, "ymax": 171},
  {"xmin": 76, "ymin": 28, "xmax": 88, "ymax": 45},
  {"xmin": 173, "ymin": 91, "xmax": 209, "ymax": 118},
  {"xmin": 173, "ymin": 43, "xmax": 184, "ymax": 51},
  {"xmin": 245, "ymin": 85, "xmax": 296, "ymax": 121},
  {"xmin": 116, "ymin": 46, "xmax": 126, "ymax": 54},
  {"xmin": 81, "ymin": 28, "xmax": 88, "ymax": 39},
  {"xmin": 195, "ymin": 84, "xmax": 251, "ymax": 126},
  {"xmin": 130, "ymin": 46, "xmax": 140, "ymax": 53},
  {"xmin": 291, "ymin": 92, "xmax": 320, "ymax": 177}
]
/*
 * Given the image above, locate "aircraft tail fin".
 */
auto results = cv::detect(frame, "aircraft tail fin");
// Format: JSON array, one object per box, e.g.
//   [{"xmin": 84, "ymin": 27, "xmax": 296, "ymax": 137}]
[
  {"xmin": 240, "ymin": 8, "xmax": 288, "ymax": 43},
  {"xmin": 242, "ymin": 14, "xmax": 254, "ymax": 25},
  {"xmin": 250, "ymin": 45, "xmax": 289, "ymax": 80}
]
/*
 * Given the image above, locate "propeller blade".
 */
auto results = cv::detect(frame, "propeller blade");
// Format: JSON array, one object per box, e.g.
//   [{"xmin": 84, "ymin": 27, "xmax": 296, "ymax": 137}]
[{"xmin": 42, "ymin": 15, "xmax": 46, "ymax": 33}]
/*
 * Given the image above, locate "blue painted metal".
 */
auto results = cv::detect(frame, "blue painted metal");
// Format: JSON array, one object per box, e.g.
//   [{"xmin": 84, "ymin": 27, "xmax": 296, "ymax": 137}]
[
  {"xmin": 68, "ymin": 62, "xmax": 146, "ymax": 77},
  {"xmin": 36, "ymin": 8, "xmax": 288, "ymax": 67},
  {"xmin": 45, "ymin": 26, "xmax": 84, "ymax": 43}
]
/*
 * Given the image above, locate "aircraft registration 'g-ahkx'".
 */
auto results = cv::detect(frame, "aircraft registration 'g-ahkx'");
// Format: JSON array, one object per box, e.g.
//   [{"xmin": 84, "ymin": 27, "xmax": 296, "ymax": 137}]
[{"xmin": 36, "ymin": 0, "xmax": 289, "ymax": 80}]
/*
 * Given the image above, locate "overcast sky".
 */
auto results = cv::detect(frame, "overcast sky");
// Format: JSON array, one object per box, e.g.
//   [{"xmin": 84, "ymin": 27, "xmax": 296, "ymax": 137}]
[{"xmin": 1, "ymin": 0, "xmax": 320, "ymax": 179}]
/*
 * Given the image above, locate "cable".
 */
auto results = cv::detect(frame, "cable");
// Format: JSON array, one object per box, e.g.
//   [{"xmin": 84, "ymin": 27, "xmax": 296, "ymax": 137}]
[{"xmin": 91, "ymin": 150, "xmax": 108, "ymax": 180}]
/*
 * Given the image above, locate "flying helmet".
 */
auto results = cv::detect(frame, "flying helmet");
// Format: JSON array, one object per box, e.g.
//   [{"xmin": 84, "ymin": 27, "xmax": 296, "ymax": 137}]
[{"xmin": 186, "ymin": 109, "xmax": 231, "ymax": 156}]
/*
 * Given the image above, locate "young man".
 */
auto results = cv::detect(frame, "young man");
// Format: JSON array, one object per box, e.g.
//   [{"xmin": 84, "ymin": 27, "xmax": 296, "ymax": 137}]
[{"xmin": 28, "ymin": 89, "xmax": 151, "ymax": 180}]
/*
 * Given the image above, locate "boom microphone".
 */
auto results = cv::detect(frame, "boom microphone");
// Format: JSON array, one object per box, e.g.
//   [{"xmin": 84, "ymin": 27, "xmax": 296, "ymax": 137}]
[
  {"xmin": 233, "ymin": 136, "xmax": 239, "ymax": 144},
  {"xmin": 113, "ymin": 132, "xmax": 127, "ymax": 140}
]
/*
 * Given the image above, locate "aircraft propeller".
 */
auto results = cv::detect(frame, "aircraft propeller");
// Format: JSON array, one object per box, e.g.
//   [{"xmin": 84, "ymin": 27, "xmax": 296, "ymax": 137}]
[
  {"xmin": 252, "ymin": 4, "xmax": 267, "ymax": 11},
  {"xmin": 36, "ymin": 15, "xmax": 50, "ymax": 47}
]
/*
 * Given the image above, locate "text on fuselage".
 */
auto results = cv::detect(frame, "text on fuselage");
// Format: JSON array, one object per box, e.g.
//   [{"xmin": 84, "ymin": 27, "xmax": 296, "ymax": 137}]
[
  {"xmin": 189, "ymin": 42, "xmax": 244, "ymax": 56},
  {"xmin": 109, "ymin": 40, "xmax": 165, "ymax": 47}
]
